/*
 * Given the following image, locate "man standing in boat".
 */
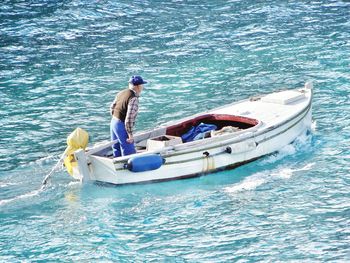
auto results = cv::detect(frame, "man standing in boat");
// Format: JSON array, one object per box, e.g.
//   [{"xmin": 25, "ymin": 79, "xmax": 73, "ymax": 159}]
[{"xmin": 110, "ymin": 75, "xmax": 147, "ymax": 157}]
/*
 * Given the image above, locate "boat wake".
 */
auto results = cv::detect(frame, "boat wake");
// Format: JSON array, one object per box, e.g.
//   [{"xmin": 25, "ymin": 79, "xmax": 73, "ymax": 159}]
[
  {"xmin": 0, "ymin": 153, "xmax": 66, "ymax": 207},
  {"xmin": 224, "ymin": 162, "xmax": 315, "ymax": 194},
  {"xmin": 225, "ymin": 130, "xmax": 314, "ymax": 194},
  {"xmin": 0, "ymin": 182, "xmax": 20, "ymax": 188},
  {"xmin": 0, "ymin": 188, "xmax": 43, "ymax": 206}
]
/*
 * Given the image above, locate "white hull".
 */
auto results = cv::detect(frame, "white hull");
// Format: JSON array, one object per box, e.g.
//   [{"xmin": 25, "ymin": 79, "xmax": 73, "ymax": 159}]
[{"xmin": 73, "ymin": 83, "xmax": 313, "ymax": 185}]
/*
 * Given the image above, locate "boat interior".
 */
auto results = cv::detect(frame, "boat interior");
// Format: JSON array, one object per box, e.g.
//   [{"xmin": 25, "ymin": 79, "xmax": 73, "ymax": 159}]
[
  {"xmin": 91, "ymin": 114, "xmax": 259, "ymax": 157},
  {"xmin": 165, "ymin": 114, "xmax": 258, "ymax": 137}
]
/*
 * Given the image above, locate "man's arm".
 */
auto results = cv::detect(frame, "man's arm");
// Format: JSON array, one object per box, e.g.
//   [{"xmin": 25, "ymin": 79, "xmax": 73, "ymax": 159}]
[
  {"xmin": 110, "ymin": 97, "xmax": 117, "ymax": 116},
  {"xmin": 125, "ymin": 97, "xmax": 139, "ymax": 141}
]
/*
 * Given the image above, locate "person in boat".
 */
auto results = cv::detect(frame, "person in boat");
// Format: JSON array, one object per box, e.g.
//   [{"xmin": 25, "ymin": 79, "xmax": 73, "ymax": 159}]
[{"xmin": 110, "ymin": 75, "xmax": 147, "ymax": 157}]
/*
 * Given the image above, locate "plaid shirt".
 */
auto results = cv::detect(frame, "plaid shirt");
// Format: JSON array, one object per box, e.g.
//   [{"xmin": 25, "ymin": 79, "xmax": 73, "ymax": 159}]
[
  {"xmin": 110, "ymin": 89, "xmax": 139, "ymax": 136},
  {"xmin": 125, "ymin": 96, "xmax": 139, "ymax": 136}
]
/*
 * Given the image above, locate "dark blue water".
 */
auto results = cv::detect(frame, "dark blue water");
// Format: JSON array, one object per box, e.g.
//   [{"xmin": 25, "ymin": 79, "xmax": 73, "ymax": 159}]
[{"xmin": 1, "ymin": 1, "xmax": 350, "ymax": 261}]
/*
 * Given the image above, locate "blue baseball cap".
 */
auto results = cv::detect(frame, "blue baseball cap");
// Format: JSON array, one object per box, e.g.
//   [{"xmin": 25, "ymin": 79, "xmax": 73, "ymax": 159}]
[{"xmin": 129, "ymin": 75, "xmax": 147, "ymax": 86}]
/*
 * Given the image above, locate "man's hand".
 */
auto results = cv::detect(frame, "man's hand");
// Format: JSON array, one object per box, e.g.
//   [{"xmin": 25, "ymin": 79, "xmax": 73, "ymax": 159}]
[{"xmin": 126, "ymin": 136, "xmax": 134, "ymax": 144}]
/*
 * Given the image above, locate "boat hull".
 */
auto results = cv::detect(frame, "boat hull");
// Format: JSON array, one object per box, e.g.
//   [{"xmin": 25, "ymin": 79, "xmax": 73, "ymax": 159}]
[{"xmin": 90, "ymin": 105, "xmax": 311, "ymax": 185}]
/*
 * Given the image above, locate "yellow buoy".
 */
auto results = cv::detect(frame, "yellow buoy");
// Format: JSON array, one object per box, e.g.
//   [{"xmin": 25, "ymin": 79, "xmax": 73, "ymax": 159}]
[{"xmin": 63, "ymin": 127, "xmax": 89, "ymax": 176}]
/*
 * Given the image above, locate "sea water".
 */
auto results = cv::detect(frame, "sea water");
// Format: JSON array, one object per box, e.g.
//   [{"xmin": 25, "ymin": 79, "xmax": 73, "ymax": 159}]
[{"xmin": 1, "ymin": 1, "xmax": 349, "ymax": 261}]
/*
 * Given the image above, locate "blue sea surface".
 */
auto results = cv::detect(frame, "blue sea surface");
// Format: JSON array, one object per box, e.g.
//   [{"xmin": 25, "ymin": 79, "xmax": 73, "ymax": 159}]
[{"xmin": 1, "ymin": 0, "xmax": 350, "ymax": 261}]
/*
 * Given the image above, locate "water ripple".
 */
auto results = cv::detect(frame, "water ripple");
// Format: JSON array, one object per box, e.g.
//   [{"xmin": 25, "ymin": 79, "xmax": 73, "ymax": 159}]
[{"xmin": 1, "ymin": 0, "xmax": 350, "ymax": 261}]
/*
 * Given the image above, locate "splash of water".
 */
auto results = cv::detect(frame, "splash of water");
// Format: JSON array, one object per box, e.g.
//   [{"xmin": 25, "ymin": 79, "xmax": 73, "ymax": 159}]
[{"xmin": 260, "ymin": 130, "xmax": 312, "ymax": 165}]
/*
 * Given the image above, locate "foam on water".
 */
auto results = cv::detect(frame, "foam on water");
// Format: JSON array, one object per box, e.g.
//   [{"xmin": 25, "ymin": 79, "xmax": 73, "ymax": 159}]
[{"xmin": 311, "ymin": 120, "xmax": 317, "ymax": 132}]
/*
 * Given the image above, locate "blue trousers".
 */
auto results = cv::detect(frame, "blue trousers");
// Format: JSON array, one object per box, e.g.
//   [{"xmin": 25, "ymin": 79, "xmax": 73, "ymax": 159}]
[{"xmin": 110, "ymin": 118, "xmax": 136, "ymax": 157}]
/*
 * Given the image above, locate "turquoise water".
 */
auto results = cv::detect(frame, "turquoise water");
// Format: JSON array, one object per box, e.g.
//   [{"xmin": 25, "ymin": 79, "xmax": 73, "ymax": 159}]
[{"xmin": 1, "ymin": 0, "xmax": 350, "ymax": 261}]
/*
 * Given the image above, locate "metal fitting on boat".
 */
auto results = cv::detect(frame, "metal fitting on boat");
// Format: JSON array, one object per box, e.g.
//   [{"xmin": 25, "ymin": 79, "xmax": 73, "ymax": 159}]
[{"xmin": 225, "ymin": 146, "xmax": 232, "ymax": 154}]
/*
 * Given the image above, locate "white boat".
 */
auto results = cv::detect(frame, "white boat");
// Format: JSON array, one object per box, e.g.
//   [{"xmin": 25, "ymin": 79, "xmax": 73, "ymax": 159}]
[{"xmin": 69, "ymin": 82, "xmax": 313, "ymax": 185}]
